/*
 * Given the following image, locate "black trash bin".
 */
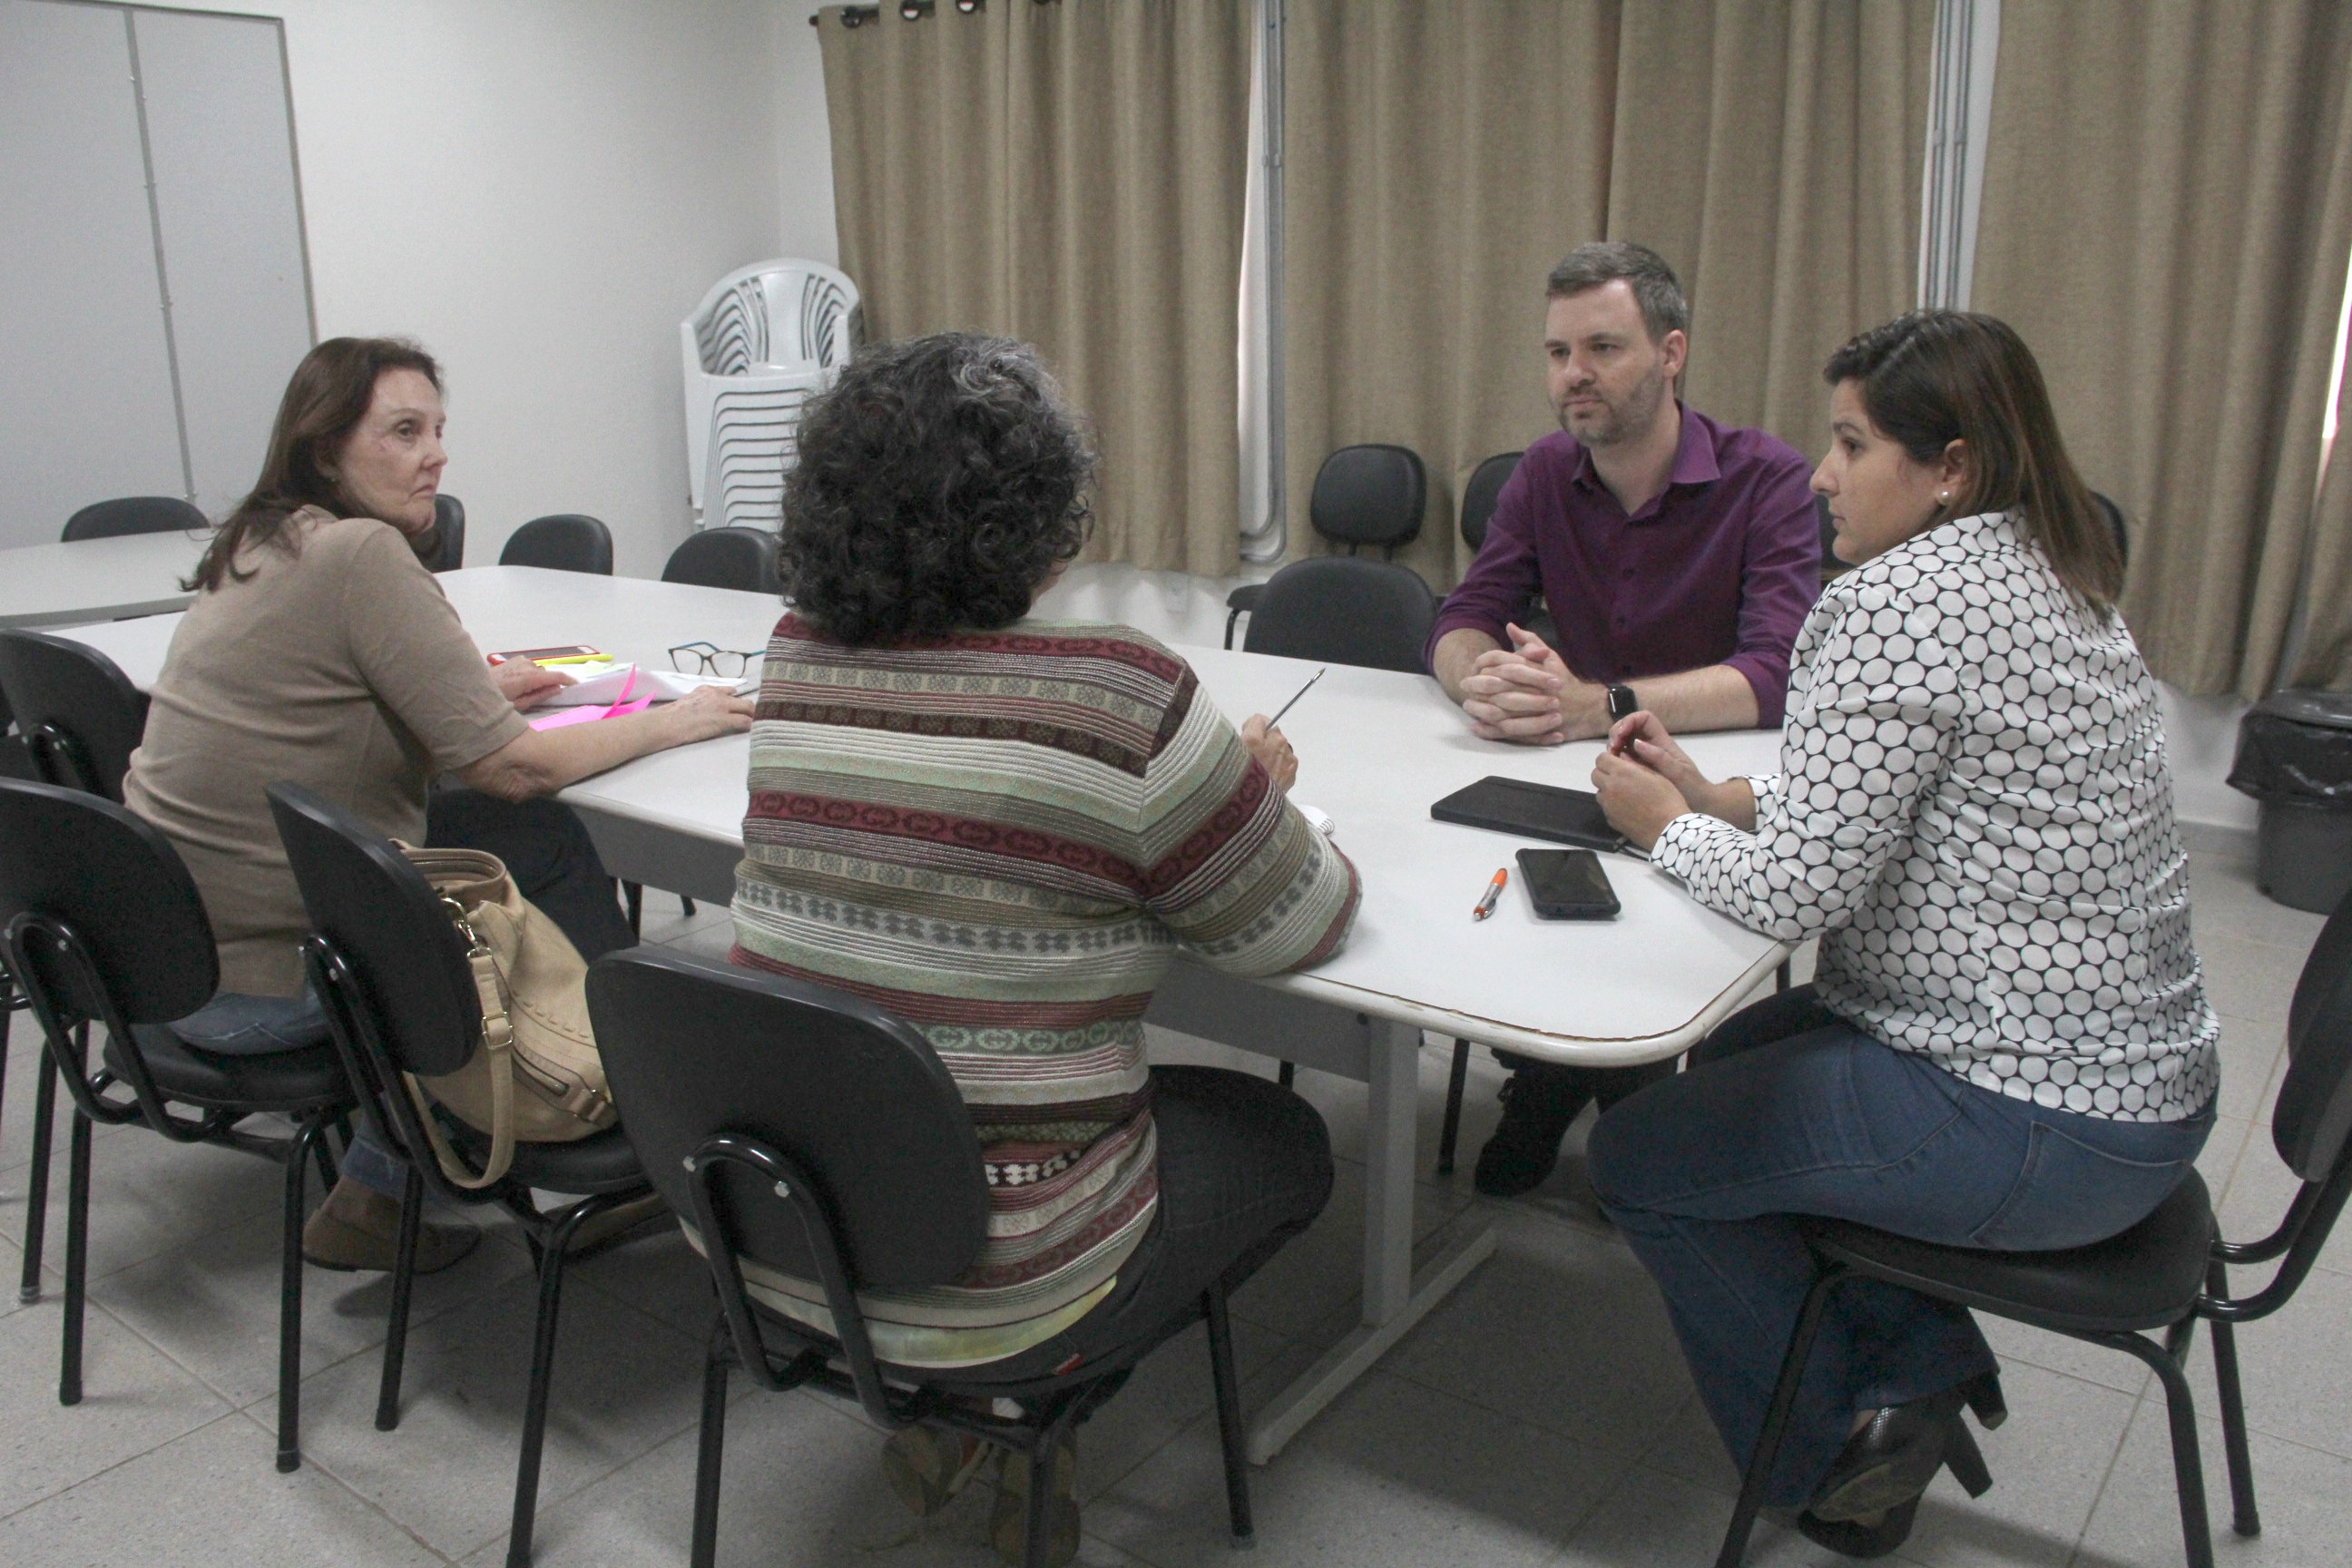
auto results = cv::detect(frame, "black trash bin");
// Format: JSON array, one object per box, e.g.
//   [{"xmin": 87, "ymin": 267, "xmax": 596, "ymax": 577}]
[{"xmin": 2228, "ymin": 691, "xmax": 2352, "ymax": 913}]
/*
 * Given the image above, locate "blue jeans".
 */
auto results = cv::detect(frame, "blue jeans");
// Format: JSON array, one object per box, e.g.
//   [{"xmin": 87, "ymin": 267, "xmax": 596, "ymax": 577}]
[
  {"xmin": 169, "ymin": 988, "xmax": 410, "ymax": 1196},
  {"xmin": 1585, "ymin": 986, "xmax": 2211, "ymax": 1509}
]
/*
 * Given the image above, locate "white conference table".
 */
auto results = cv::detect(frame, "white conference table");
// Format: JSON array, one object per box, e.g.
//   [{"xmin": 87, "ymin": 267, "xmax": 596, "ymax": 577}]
[
  {"xmin": 0, "ymin": 530, "xmax": 206, "ymax": 630},
  {"xmin": 70, "ymin": 565, "xmax": 1792, "ymax": 1462}
]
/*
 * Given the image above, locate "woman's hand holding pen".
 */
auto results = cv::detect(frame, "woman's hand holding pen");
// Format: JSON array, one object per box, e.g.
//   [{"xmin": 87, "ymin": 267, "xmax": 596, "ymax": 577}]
[{"xmin": 1240, "ymin": 715, "xmax": 1298, "ymax": 794}]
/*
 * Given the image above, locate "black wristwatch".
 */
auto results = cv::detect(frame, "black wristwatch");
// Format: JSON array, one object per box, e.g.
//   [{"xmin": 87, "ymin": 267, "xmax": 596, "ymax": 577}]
[{"xmin": 1606, "ymin": 682, "xmax": 1639, "ymax": 721}]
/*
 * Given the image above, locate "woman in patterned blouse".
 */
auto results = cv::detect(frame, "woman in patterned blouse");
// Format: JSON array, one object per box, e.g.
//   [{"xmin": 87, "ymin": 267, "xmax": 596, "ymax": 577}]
[
  {"xmin": 1583, "ymin": 311, "xmax": 2218, "ymax": 1558},
  {"xmin": 730, "ymin": 332, "xmax": 1357, "ymax": 1563}
]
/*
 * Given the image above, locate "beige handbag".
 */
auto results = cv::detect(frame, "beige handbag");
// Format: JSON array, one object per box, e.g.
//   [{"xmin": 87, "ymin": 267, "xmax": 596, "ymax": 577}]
[{"xmin": 396, "ymin": 844, "xmax": 617, "ymax": 1190}]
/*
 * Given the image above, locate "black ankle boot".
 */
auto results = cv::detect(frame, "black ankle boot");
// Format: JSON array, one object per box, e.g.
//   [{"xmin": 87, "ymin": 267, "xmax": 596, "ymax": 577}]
[
  {"xmin": 1797, "ymin": 1496, "xmax": 1919, "ymax": 1559},
  {"xmin": 1472, "ymin": 1066, "xmax": 1591, "ymax": 1197},
  {"xmin": 1808, "ymin": 1381, "xmax": 1995, "ymax": 1524}
]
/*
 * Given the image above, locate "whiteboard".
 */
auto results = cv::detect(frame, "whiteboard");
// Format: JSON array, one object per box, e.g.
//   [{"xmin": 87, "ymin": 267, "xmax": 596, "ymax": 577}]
[
  {"xmin": 0, "ymin": 0, "xmax": 313, "ymax": 547},
  {"xmin": 134, "ymin": 6, "xmax": 314, "ymax": 520},
  {"xmin": 0, "ymin": 0, "xmax": 189, "ymax": 547}
]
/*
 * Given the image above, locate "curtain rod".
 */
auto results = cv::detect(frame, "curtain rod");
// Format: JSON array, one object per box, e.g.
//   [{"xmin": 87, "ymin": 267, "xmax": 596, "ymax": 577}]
[{"xmin": 813, "ymin": 0, "xmax": 1062, "ymax": 24}]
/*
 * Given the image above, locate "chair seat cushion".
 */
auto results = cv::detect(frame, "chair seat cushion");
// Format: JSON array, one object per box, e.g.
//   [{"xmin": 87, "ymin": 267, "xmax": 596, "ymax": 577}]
[
  {"xmin": 115, "ymin": 1025, "xmax": 350, "ymax": 1112},
  {"xmin": 1800, "ymin": 1169, "xmax": 2215, "ymax": 1335},
  {"xmin": 438, "ymin": 1118, "xmax": 647, "ymax": 1195}
]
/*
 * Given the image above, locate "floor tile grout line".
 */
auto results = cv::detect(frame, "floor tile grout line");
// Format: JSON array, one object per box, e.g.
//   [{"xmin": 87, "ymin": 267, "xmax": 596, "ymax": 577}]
[
  {"xmin": 0, "ymin": 1402, "xmax": 249, "ymax": 1526},
  {"xmin": 224, "ymin": 1401, "xmax": 464, "ymax": 1565}
]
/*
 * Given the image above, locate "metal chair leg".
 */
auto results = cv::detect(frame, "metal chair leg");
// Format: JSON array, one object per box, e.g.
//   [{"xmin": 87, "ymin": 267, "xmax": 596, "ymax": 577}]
[
  {"xmin": 377, "ymin": 1165, "xmax": 426, "ymax": 1432},
  {"xmin": 19, "ymin": 1051, "xmax": 58, "ymax": 1303},
  {"xmin": 1203, "ymin": 1287, "xmax": 1254, "ymax": 1545},
  {"xmin": 690, "ymin": 1318, "xmax": 732, "ymax": 1568},
  {"xmin": 507, "ymin": 1195, "xmax": 620, "ymax": 1568},
  {"xmin": 681, "ymin": 896, "xmax": 697, "ymax": 918},
  {"xmin": 277, "ymin": 1118, "xmax": 322, "ymax": 1472},
  {"xmin": 1277, "ymin": 1062, "xmax": 1295, "ymax": 1089},
  {"xmin": 59, "ymin": 1106, "xmax": 93, "ymax": 1406},
  {"xmin": 1436, "ymin": 1037, "xmax": 1470, "ymax": 1174},
  {"xmin": 2149, "ymin": 1340, "xmax": 2218, "ymax": 1568},
  {"xmin": 1715, "ymin": 1267, "xmax": 1845, "ymax": 1568},
  {"xmin": 2205, "ymin": 1264, "xmax": 2259, "ymax": 1537},
  {"xmin": 1021, "ymin": 1409, "xmax": 1080, "ymax": 1568}
]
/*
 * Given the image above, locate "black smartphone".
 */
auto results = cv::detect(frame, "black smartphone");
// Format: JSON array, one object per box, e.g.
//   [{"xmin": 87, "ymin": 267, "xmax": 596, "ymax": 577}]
[
  {"xmin": 1429, "ymin": 776, "xmax": 1629, "ymax": 853},
  {"xmin": 1516, "ymin": 848, "xmax": 1621, "ymax": 920}
]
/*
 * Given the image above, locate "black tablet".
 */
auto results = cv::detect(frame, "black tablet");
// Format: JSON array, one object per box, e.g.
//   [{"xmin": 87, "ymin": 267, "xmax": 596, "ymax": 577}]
[{"xmin": 1429, "ymin": 775, "xmax": 1628, "ymax": 853}]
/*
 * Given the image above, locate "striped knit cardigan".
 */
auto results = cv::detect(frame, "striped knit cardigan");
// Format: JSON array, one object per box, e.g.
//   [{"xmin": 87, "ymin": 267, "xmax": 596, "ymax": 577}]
[{"xmin": 727, "ymin": 614, "xmax": 1360, "ymax": 1366}]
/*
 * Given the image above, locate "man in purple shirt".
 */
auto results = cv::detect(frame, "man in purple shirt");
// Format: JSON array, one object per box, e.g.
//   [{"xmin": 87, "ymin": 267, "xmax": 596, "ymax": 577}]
[{"xmin": 1429, "ymin": 242, "xmax": 1819, "ymax": 1197}]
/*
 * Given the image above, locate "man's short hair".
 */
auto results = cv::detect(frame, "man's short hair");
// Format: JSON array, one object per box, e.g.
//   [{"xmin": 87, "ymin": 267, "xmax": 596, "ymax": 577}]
[{"xmin": 1545, "ymin": 242, "xmax": 1690, "ymax": 344}]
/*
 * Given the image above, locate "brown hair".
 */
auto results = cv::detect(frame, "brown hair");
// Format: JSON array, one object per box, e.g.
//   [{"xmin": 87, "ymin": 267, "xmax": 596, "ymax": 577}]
[
  {"xmin": 1824, "ymin": 310, "xmax": 2121, "ymax": 614},
  {"xmin": 188, "ymin": 336, "xmax": 442, "ymax": 592},
  {"xmin": 1545, "ymin": 240, "xmax": 1690, "ymax": 344}
]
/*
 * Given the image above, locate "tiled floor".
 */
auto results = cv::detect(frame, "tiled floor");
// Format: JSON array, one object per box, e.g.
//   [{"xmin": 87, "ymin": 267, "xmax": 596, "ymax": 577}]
[{"xmin": 0, "ymin": 848, "xmax": 2342, "ymax": 1568}]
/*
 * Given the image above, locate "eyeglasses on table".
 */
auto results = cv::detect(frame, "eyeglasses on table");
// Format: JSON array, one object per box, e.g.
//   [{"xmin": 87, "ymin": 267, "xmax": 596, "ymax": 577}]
[{"xmin": 668, "ymin": 642, "xmax": 763, "ymax": 679}]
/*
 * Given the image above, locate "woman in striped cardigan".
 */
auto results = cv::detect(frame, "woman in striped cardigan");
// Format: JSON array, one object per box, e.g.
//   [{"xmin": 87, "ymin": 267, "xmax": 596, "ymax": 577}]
[{"xmin": 730, "ymin": 331, "xmax": 1358, "ymax": 1563}]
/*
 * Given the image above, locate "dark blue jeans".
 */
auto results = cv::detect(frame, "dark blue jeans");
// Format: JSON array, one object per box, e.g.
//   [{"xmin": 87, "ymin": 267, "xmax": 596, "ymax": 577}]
[{"xmin": 1586, "ymin": 986, "xmax": 2211, "ymax": 1508}]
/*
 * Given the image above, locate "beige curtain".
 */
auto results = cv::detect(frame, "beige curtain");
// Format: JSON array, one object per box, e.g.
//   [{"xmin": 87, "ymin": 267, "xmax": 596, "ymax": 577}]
[
  {"xmin": 1606, "ymin": 2, "xmax": 1933, "ymax": 456},
  {"xmin": 1971, "ymin": 1, "xmax": 2352, "ymax": 698},
  {"xmin": 1280, "ymin": 0, "xmax": 1932, "ymax": 589},
  {"xmin": 818, "ymin": 1, "xmax": 1253, "ymax": 574},
  {"xmin": 2289, "ymin": 407, "xmax": 2352, "ymax": 689}
]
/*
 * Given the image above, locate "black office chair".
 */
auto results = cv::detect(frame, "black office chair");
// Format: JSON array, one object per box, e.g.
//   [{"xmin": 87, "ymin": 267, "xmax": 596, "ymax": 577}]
[
  {"xmin": 0, "ymin": 630, "xmax": 149, "ymax": 802},
  {"xmin": 426, "ymin": 493, "xmax": 466, "ymax": 573},
  {"xmin": 1715, "ymin": 889, "xmax": 2352, "ymax": 1568},
  {"xmin": 269, "ymin": 782, "xmax": 652, "ymax": 1568},
  {"xmin": 498, "ymin": 514, "xmax": 614, "ymax": 575},
  {"xmin": 60, "ymin": 495, "xmax": 207, "ymax": 542},
  {"xmin": 586, "ymin": 945, "xmax": 1314, "ymax": 1568},
  {"xmin": 662, "ymin": 526, "xmax": 781, "ymax": 594},
  {"xmin": 1457, "ymin": 450, "xmax": 1523, "ymax": 554},
  {"xmin": 1241, "ymin": 556, "xmax": 1437, "ymax": 675},
  {"xmin": 0, "ymin": 630, "xmax": 152, "ymax": 1298},
  {"xmin": 1226, "ymin": 444, "xmax": 1430, "ymax": 648},
  {"xmin": 0, "ymin": 779, "xmax": 352, "ymax": 1472}
]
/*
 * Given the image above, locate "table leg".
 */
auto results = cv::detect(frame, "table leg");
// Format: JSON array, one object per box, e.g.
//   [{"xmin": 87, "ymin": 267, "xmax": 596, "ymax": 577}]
[{"xmin": 1246, "ymin": 1020, "xmax": 1495, "ymax": 1464}]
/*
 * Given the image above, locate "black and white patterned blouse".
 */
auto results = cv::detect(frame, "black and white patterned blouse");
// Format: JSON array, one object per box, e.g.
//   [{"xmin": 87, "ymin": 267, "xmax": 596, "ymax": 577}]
[{"xmin": 1653, "ymin": 510, "xmax": 2219, "ymax": 1122}]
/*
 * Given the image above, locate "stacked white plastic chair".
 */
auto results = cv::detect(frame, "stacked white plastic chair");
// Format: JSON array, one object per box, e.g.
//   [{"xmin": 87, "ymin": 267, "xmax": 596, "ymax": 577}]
[{"xmin": 681, "ymin": 260, "xmax": 859, "ymax": 530}]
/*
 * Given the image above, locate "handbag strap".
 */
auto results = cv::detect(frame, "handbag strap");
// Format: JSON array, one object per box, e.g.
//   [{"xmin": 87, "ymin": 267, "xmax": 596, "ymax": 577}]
[{"xmin": 403, "ymin": 910, "xmax": 520, "ymax": 1191}]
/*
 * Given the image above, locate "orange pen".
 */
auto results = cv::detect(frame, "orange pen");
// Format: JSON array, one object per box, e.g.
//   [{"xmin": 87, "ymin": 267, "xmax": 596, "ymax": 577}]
[{"xmin": 1473, "ymin": 867, "xmax": 1507, "ymax": 921}]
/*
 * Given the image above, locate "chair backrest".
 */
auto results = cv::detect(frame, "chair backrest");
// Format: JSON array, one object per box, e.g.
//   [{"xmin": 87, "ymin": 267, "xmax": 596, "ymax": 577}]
[
  {"xmin": 1309, "ymin": 444, "xmax": 1426, "ymax": 551},
  {"xmin": 2091, "ymin": 491, "xmax": 2131, "ymax": 571},
  {"xmin": 1458, "ymin": 451, "xmax": 1523, "ymax": 554},
  {"xmin": 2275, "ymin": 882, "xmax": 2352, "ymax": 1183},
  {"xmin": 1242, "ymin": 556, "xmax": 1438, "ymax": 674},
  {"xmin": 686, "ymin": 260, "xmax": 860, "ymax": 377},
  {"xmin": 266, "ymin": 782, "xmax": 480, "ymax": 1080},
  {"xmin": 61, "ymin": 495, "xmax": 207, "ymax": 543},
  {"xmin": 586, "ymin": 945, "xmax": 988, "ymax": 1290},
  {"xmin": 426, "ymin": 493, "xmax": 466, "ymax": 573},
  {"xmin": 0, "ymin": 631, "xmax": 149, "ymax": 800},
  {"xmin": 0, "ymin": 778, "xmax": 216, "ymax": 1027},
  {"xmin": 662, "ymin": 525, "xmax": 781, "ymax": 594},
  {"xmin": 498, "ymin": 514, "xmax": 613, "ymax": 575}
]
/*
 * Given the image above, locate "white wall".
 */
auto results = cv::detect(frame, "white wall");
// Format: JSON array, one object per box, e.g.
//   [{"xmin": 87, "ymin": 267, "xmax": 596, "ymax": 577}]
[{"xmin": 136, "ymin": 0, "xmax": 827, "ymax": 579}]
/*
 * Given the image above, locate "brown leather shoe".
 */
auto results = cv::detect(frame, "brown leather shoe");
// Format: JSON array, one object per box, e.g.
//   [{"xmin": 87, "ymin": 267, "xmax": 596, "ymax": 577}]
[{"xmin": 302, "ymin": 1175, "xmax": 481, "ymax": 1274}]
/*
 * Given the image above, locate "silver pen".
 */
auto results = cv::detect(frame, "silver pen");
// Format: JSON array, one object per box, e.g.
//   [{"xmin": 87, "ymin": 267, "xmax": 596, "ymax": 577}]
[{"xmin": 1265, "ymin": 666, "xmax": 1327, "ymax": 730}]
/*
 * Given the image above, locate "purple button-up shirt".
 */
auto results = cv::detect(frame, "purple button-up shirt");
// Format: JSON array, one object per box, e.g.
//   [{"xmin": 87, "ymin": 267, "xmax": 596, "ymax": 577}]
[{"xmin": 1425, "ymin": 406, "xmax": 1820, "ymax": 726}]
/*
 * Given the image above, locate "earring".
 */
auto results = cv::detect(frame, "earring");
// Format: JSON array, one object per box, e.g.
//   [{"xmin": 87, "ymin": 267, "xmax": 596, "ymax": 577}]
[{"xmin": 1937, "ymin": 491, "xmax": 1950, "ymax": 505}]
